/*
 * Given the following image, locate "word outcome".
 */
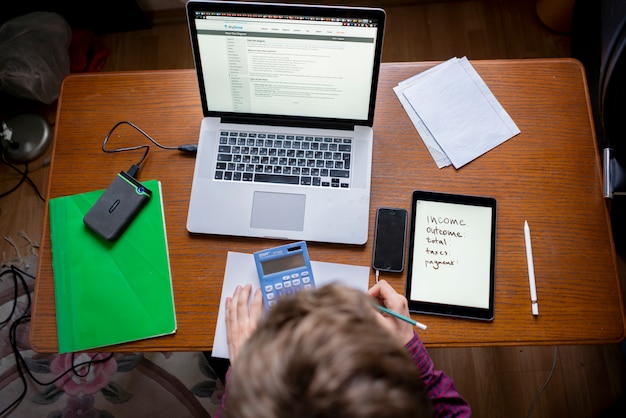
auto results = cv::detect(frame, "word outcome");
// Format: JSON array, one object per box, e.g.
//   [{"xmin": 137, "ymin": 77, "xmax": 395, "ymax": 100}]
[{"xmin": 424, "ymin": 215, "xmax": 466, "ymax": 270}]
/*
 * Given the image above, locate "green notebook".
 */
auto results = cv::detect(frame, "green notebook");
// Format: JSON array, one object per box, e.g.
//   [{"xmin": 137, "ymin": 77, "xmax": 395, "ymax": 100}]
[{"xmin": 49, "ymin": 180, "xmax": 176, "ymax": 353}]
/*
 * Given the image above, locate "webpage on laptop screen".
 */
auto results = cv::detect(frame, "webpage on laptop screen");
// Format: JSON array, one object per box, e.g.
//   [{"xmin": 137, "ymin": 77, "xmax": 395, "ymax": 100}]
[{"xmin": 195, "ymin": 13, "xmax": 378, "ymax": 121}]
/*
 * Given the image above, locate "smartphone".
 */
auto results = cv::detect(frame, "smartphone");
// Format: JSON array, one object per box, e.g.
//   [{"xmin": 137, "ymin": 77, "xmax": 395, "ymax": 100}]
[{"xmin": 372, "ymin": 207, "xmax": 408, "ymax": 272}]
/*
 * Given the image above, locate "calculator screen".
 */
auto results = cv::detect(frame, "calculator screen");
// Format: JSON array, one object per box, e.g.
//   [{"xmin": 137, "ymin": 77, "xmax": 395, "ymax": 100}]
[{"xmin": 261, "ymin": 253, "xmax": 306, "ymax": 275}]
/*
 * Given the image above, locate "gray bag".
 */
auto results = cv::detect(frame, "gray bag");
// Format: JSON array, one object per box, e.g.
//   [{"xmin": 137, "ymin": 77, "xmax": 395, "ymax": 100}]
[{"xmin": 0, "ymin": 12, "xmax": 71, "ymax": 104}]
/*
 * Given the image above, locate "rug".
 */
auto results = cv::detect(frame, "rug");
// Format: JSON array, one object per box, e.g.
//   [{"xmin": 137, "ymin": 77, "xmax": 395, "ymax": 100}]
[{"xmin": 0, "ymin": 235, "xmax": 222, "ymax": 417}]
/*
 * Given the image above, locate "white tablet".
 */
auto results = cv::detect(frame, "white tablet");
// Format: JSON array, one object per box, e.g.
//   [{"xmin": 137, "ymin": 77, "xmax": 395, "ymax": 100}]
[{"xmin": 406, "ymin": 190, "xmax": 497, "ymax": 321}]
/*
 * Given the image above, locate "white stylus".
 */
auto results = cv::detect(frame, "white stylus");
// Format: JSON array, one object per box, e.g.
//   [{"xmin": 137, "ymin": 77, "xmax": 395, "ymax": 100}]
[{"xmin": 524, "ymin": 221, "xmax": 539, "ymax": 316}]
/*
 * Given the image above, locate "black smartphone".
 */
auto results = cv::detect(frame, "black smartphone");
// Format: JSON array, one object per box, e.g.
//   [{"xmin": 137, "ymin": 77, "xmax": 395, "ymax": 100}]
[{"xmin": 372, "ymin": 207, "xmax": 408, "ymax": 273}]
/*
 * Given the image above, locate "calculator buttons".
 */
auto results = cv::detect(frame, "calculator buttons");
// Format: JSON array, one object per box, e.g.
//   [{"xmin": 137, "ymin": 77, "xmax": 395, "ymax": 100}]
[{"xmin": 255, "ymin": 241, "xmax": 315, "ymax": 311}]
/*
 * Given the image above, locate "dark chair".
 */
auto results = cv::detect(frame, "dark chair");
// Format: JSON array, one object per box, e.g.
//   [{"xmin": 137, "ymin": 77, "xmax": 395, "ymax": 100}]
[{"xmin": 572, "ymin": 0, "xmax": 626, "ymax": 250}]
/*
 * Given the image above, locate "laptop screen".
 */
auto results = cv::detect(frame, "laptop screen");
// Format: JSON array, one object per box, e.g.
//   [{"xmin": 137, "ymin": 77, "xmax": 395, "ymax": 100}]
[{"xmin": 187, "ymin": 1, "xmax": 386, "ymax": 128}]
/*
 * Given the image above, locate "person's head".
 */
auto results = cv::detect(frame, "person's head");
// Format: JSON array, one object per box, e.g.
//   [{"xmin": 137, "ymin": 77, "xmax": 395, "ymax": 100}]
[{"xmin": 224, "ymin": 283, "xmax": 432, "ymax": 418}]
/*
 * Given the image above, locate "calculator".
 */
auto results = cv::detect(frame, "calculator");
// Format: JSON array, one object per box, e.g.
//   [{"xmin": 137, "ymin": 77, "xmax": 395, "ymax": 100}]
[{"xmin": 253, "ymin": 241, "xmax": 315, "ymax": 310}]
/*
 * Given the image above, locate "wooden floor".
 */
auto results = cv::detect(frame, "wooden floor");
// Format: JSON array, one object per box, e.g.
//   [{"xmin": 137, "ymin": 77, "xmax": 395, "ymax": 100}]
[
  {"xmin": 1, "ymin": 0, "xmax": 624, "ymax": 416},
  {"xmin": 100, "ymin": 0, "xmax": 572, "ymax": 71}
]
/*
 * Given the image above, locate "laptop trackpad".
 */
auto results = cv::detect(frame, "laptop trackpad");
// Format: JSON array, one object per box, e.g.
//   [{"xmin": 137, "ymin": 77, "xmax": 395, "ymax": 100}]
[{"xmin": 250, "ymin": 191, "xmax": 306, "ymax": 231}]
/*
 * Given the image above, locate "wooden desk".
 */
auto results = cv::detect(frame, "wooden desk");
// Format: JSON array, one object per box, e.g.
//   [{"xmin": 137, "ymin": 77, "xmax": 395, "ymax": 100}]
[{"xmin": 31, "ymin": 59, "xmax": 625, "ymax": 352}]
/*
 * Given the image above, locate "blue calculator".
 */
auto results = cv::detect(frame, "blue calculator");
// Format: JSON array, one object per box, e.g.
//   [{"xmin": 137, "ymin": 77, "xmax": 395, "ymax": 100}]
[{"xmin": 253, "ymin": 241, "xmax": 315, "ymax": 310}]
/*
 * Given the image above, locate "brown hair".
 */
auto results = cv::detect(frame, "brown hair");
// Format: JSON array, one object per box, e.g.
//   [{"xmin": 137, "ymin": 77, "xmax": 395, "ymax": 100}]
[{"xmin": 224, "ymin": 283, "xmax": 432, "ymax": 418}]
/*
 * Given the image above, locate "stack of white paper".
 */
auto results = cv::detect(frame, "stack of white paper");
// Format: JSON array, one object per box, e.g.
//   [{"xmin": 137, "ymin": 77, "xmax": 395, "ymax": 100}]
[{"xmin": 394, "ymin": 57, "xmax": 520, "ymax": 169}]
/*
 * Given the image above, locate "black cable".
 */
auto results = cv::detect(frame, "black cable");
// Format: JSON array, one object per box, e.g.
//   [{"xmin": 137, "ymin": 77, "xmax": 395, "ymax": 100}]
[
  {"xmin": 102, "ymin": 121, "xmax": 152, "ymax": 168},
  {"xmin": 1, "ymin": 265, "xmax": 33, "ymax": 415},
  {"xmin": 102, "ymin": 120, "xmax": 197, "ymax": 177},
  {"xmin": 0, "ymin": 152, "xmax": 45, "ymax": 201},
  {"xmin": 0, "ymin": 266, "xmax": 113, "ymax": 416},
  {"xmin": 9, "ymin": 265, "xmax": 36, "ymax": 281},
  {"xmin": 0, "ymin": 268, "xmax": 26, "ymax": 326}
]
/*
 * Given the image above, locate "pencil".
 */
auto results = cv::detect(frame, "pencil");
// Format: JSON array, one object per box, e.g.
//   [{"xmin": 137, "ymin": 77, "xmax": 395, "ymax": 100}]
[{"xmin": 375, "ymin": 304, "xmax": 428, "ymax": 330}]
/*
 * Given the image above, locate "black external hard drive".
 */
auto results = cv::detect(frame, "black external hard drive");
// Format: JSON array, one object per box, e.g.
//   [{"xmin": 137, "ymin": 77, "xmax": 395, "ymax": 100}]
[{"xmin": 83, "ymin": 172, "xmax": 152, "ymax": 241}]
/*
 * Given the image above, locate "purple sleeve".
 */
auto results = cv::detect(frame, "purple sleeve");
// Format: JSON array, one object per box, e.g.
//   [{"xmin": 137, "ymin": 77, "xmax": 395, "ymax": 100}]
[
  {"xmin": 405, "ymin": 332, "xmax": 472, "ymax": 417},
  {"xmin": 216, "ymin": 334, "xmax": 471, "ymax": 418},
  {"xmin": 213, "ymin": 368, "xmax": 231, "ymax": 418}
]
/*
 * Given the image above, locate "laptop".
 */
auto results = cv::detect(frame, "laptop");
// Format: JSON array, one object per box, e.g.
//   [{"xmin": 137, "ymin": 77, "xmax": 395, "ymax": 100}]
[{"xmin": 185, "ymin": 0, "xmax": 386, "ymax": 244}]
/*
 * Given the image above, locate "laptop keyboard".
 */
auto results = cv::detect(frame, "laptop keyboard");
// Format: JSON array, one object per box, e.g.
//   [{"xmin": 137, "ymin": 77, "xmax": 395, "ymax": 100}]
[{"xmin": 215, "ymin": 131, "xmax": 353, "ymax": 188}]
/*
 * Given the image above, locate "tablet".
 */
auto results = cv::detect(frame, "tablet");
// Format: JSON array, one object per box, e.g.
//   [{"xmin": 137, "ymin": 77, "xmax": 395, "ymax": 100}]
[{"xmin": 406, "ymin": 191, "xmax": 496, "ymax": 321}]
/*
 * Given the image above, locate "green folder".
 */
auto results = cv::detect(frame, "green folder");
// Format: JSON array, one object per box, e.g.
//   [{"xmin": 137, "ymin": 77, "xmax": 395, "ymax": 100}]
[{"xmin": 49, "ymin": 180, "xmax": 176, "ymax": 353}]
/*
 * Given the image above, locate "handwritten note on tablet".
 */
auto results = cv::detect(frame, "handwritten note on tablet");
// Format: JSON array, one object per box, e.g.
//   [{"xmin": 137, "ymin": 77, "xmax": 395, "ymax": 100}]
[{"xmin": 406, "ymin": 191, "xmax": 496, "ymax": 321}]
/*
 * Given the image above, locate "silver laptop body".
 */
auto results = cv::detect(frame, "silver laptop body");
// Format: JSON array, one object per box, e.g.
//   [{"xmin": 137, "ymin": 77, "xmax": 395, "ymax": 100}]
[{"xmin": 185, "ymin": 0, "xmax": 386, "ymax": 244}]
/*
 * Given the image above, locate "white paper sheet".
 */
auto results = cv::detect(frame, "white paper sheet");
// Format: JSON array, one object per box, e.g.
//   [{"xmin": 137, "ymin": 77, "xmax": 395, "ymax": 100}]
[
  {"xmin": 393, "ymin": 58, "xmax": 459, "ymax": 168},
  {"xmin": 395, "ymin": 57, "xmax": 520, "ymax": 169},
  {"xmin": 211, "ymin": 251, "xmax": 370, "ymax": 359}
]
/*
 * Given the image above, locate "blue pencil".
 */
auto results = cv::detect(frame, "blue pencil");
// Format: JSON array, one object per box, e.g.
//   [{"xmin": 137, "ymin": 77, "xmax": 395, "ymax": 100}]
[{"xmin": 375, "ymin": 304, "xmax": 428, "ymax": 330}]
